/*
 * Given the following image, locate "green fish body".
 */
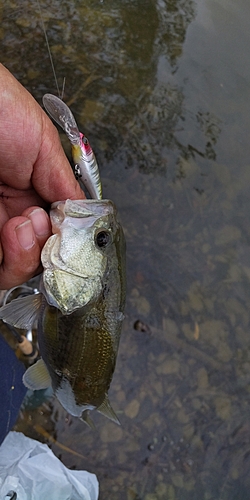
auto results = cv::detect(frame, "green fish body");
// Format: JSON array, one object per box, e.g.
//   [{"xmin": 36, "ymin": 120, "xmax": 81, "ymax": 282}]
[{"xmin": 0, "ymin": 199, "xmax": 126, "ymax": 425}]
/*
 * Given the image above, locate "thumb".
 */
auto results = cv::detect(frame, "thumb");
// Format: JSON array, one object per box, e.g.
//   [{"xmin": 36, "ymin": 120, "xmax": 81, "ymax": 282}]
[{"xmin": 0, "ymin": 208, "xmax": 51, "ymax": 289}]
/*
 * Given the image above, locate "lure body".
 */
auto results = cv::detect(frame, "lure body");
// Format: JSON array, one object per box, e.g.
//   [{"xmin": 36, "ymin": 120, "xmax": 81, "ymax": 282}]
[{"xmin": 43, "ymin": 93, "xmax": 102, "ymax": 199}]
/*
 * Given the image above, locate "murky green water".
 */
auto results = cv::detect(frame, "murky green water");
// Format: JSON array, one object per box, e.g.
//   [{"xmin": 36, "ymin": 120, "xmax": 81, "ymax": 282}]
[{"xmin": 2, "ymin": 0, "xmax": 250, "ymax": 498}]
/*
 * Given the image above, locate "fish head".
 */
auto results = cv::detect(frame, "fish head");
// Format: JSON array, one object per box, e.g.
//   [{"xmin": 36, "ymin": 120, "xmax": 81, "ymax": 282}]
[{"xmin": 41, "ymin": 199, "xmax": 120, "ymax": 315}]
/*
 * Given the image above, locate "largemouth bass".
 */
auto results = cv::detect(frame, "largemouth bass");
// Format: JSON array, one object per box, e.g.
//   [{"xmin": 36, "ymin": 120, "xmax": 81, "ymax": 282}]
[{"xmin": 0, "ymin": 199, "xmax": 126, "ymax": 426}]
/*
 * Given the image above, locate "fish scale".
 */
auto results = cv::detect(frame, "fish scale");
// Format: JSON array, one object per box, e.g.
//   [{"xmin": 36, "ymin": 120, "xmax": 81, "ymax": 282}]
[{"xmin": 40, "ymin": 303, "xmax": 115, "ymax": 408}]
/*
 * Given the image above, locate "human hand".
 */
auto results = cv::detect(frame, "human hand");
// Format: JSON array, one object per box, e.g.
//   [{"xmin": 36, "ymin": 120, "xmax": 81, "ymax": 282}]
[{"xmin": 0, "ymin": 63, "xmax": 84, "ymax": 289}]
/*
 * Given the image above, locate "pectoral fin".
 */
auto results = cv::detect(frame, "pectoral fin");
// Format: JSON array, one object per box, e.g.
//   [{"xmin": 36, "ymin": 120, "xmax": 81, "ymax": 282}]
[
  {"xmin": 23, "ymin": 358, "xmax": 52, "ymax": 390},
  {"xmin": 0, "ymin": 293, "xmax": 43, "ymax": 329},
  {"xmin": 97, "ymin": 395, "xmax": 120, "ymax": 425}
]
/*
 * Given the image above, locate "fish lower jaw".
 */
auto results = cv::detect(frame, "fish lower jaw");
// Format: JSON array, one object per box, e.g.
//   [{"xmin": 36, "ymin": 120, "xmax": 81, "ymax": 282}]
[{"xmin": 42, "ymin": 269, "xmax": 98, "ymax": 315}]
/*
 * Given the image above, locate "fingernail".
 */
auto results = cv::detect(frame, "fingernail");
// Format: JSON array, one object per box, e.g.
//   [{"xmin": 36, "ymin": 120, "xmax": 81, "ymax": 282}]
[
  {"xmin": 16, "ymin": 220, "xmax": 35, "ymax": 250},
  {"xmin": 28, "ymin": 208, "xmax": 49, "ymax": 237}
]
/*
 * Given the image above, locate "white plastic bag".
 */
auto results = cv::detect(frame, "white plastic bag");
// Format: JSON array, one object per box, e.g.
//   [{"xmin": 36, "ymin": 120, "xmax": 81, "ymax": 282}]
[{"xmin": 0, "ymin": 431, "xmax": 99, "ymax": 500}]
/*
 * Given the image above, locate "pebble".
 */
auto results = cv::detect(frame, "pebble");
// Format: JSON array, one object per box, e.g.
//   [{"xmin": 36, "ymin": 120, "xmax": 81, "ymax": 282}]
[
  {"xmin": 143, "ymin": 412, "xmax": 162, "ymax": 431},
  {"xmin": 182, "ymin": 323, "xmax": 195, "ymax": 341},
  {"xmin": 197, "ymin": 367, "xmax": 209, "ymax": 389},
  {"xmin": 155, "ymin": 482, "xmax": 167, "ymax": 496},
  {"xmin": 215, "ymin": 225, "xmax": 241, "ymax": 245},
  {"xmin": 80, "ymin": 99, "xmax": 105, "ymax": 122},
  {"xmin": 15, "ymin": 17, "xmax": 31, "ymax": 28},
  {"xmin": 100, "ymin": 423, "xmax": 123, "ymax": 443},
  {"xmin": 200, "ymin": 320, "xmax": 228, "ymax": 344},
  {"xmin": 124, "ymin": 399, "xmax": 140, "ymax": 419},
  {"xmin": 167, "ymin": 485, "xmax": 175, "ymax": 499},
  {"xmin": 214, "ymin": 396, "xmax": 231, "ymax": 420},
  {"xmin": 216, "ymin": 342, "xmax": 232, "ymax": 362},
  {"xmin": 116, "ymin": 390, "xmax": 126, "ymax": 403},
  {"xmin": 185, "ymin": 478, "xmax": 195, "ymax": 491},
  {"xmin": 154, "ymin": 380, "xmax": 164, "ymax": 397},
  {"xmin": 182, "ymin": 423, "xmax": 195, "ymax": 440},
  {"xmin": 156, "ymin": 359, "xmax": 180, "ymax": 375},
  {"xmin": 235, "ymin": 326, "xmax": 249, "ymax": 347},
  {"xmin": 187, "ymin": 289, "xmax": 204, "ymax": 312},
  {"xmin": 202, "ymin": 243, "xmax": 210, "ymax": 253},
  {"xmin": 192, "ymin": 398, "xmax": 202, "ymax": 410},
  {"xmin": 231, "ymin": 467, "xmax": 239, "ymax": 480},
  {"xmin": 130, "ymin": 288, "xmax": 151, "ymax": 316},
  {"xmin": 162, "ymin": 318, "xmax": 179, "ymax": 335},
  {"xmin": 148, "ymin": 443, "xmax": 155, "ymax": 451},
  {"xmin": 125, "ymin": 440, "xmax": 140, "ymax": 453},
  {"xmin": 177, "ymin": 409, "xmax": 189, "ymax": 424},
  {"xmin": 191, "ymin": 435, "xmax": 203, "ymax": 450},
  {"xmin": 172, "ymin": 473, "xmax": 184, "ymax": 488}
]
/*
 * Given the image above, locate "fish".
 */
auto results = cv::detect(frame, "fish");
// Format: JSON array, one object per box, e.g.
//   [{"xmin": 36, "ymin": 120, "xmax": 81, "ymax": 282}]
[
  {"xmin": 0, "ymin": 199, "xmax": 126, "ymax": 426},
  {"xmin": 42, "ymin": 93, "xmax": 102, "ymax": 200}
]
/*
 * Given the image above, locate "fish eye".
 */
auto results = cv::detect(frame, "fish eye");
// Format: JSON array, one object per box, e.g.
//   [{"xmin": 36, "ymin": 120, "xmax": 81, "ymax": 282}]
[
  {"xmin": 83, "ymin": 136, "xmax": 89, "ymax": 145},
  {"xmin": 95, "ymin": 229, "xmax": 112, "ymax": 248}
]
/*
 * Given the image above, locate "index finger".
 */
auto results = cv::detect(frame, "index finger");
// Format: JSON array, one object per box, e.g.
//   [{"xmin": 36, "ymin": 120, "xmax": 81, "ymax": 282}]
[
  {"xmin": 0, "ymin": 64, "xmax": 84, "ymax": 203},
  {"xmin": 32, "ymin": 110, "xmax": 85, "ymax": 203}
]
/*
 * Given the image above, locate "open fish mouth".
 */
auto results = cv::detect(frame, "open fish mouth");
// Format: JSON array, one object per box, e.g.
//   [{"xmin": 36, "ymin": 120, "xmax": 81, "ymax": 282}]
[{"xmin": 51, "ymin": 198, "xmax": 116, "ymax": 219}]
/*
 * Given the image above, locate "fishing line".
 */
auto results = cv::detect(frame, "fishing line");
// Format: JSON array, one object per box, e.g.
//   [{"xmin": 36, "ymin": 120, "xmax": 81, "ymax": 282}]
[{"xmin": 35, "ymin": 0, "xmax": 63, "ymax": 98}]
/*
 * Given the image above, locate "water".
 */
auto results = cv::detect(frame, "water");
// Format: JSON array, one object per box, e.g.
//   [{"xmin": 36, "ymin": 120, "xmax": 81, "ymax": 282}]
[{"xmin": 2, "ymin": 0, "xmax": 250, "ymax": 498}]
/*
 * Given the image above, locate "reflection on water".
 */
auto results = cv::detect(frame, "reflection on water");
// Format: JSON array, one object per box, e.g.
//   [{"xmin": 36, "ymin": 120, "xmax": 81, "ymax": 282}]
[{"xmin": 2, "ymin": 0, "xmax": 250, "ymax": 498}]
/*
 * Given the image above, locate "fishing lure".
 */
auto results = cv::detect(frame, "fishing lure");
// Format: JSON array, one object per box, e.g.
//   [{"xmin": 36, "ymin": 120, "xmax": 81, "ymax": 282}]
[{"xmin": 43, "ymin": 94, "xmax": 102, "ymax": 200}]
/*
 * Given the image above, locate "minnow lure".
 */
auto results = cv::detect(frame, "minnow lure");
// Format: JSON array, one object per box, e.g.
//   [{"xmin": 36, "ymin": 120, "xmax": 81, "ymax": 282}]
[{"xmin": 43, "ymin": 93, "xmax": 102, "ymax": 199}]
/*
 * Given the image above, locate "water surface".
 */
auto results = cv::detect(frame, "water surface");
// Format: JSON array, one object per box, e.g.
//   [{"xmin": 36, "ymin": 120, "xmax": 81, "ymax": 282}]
[{"xmin": 2, "ymin": 0, "xmax": 250, "ymax": 498}]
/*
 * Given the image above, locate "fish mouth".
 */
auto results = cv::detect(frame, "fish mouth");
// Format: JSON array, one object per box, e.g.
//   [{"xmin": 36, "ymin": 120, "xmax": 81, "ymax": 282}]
[{"xmin": 51, "ymin": 198, "xmax": 115, "ymax": 219}]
